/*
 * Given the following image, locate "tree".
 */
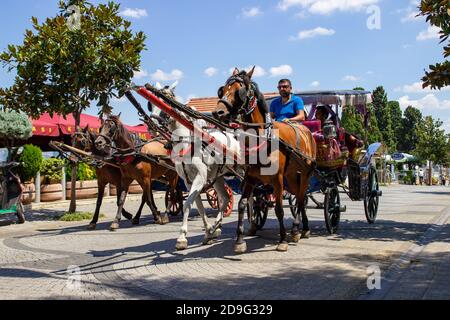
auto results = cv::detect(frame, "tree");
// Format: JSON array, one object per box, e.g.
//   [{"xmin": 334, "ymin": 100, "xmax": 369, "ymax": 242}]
[
  {"xmin": 373, "ymin": 86, "xmax": 396, "ymax": 152},
  {"xmin": 419, "ymin": 0, "xmax": 450, "ymax": 89},
  {"xmin": 366, "ymin": 105, "xmax": 383, "ymax": 145},
  {"xmin": 388, "ymin": 101, "xmax": 403, "ymax": 149},
  {"xmin": 0, "ymin": 110, "xmax": 33, "ymax": 161},
  {"xmin": 398, "ymin": 106, "xmax": 423, "ymax": 153},
  {"xmin": 415, "ymin": 116, "xmax": 450, "ymax": 166},
  {"xmin": 0, "ymin": 0, "xmax": 146, "ymax": 212}
]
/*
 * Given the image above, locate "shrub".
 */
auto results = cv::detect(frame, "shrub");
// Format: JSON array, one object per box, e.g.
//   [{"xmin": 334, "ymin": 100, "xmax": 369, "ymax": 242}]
[
  {"xmin": 41, "ymin": 158, "xmax": 65, "ymax": 184},
  {"xmin": 0, "ymin": 111, "xmax": 32, "ymax": 143},
  {"xmin": 66, "ymin": 162, "xmax": 97, "ymax": 182},
  {"xmin": 17, "ymin": 145, "xmax": 43, "ymax": 182}
]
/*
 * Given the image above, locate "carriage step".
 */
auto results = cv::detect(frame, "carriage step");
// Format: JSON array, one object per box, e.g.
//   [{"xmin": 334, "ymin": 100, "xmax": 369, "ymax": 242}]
[
  {"xmin": 339, "ymin": 205, "xmax": 347, "ymax": 213},
  {"xmin": 371, "ymin": 190, "xmax": 383, "ymax": 197}
]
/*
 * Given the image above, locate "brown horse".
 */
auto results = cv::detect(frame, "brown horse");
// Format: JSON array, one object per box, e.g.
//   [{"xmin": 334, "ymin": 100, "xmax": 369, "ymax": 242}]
[
  {"xmin": 73, "ymin": 126, "xmax": 150, "ymax": 230},
  {"xmin": 94, "ymin": 115, "xmax": 179, "ymax": 230},
  {"xmin": 213, "ymin": 67, "xmax": 317, "ymax": 253}
]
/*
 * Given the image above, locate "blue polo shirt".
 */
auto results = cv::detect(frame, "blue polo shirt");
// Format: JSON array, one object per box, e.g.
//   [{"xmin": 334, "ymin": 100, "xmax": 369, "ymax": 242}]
[{"xmin": 270, "ymin": 95, "xmax": 305, "ymax": 122}]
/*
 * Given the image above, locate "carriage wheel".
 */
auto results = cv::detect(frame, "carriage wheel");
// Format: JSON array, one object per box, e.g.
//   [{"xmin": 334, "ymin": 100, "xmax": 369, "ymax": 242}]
[
  {"xmin": 247, "ymin": 193, "xmax": 270, "ymax": 231},
  {"xmin": 286, "ymin": 193, "xmax": 309, "ymax": 219},
  {"xmin": 324, "ymin": 186, "xmax": 341, "ymax": 235},
  {"xmin": 364, "ymin": 166, "xmax": 380, "ymax": 224},
  {"xmin": 16, "ymin": 202, "xmax": 25, "ymax": 224},
  {"xmin": 165, "ymin": 188, "xmax": 183, "ymax": 216},
  {"xmin": 206, "ymin": 186, "xmax": 234, "ymax": 217}
]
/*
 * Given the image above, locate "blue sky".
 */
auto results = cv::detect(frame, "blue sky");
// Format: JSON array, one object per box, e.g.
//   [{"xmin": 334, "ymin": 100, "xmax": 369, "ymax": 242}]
[{"xmin": 1, "ymin": 0, "xmax": 449, "ymax": 133}]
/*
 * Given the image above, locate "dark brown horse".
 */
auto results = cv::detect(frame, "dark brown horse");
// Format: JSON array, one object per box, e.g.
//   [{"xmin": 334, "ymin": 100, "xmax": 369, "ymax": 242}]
[
  {"xmin": 213, "ymin": 67, "xmax": 317, "ymax": 253},
  {"xmin": 73, "ymin": 127, "xmax": 150, "ymax": 230},
  {"xmin": 94, "ymin": 115, "xmax": 179, "ymax": 230}
]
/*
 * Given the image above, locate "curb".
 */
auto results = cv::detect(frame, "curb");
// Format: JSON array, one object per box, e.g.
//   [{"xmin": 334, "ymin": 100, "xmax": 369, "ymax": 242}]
[{"xmin": 24, "ymin": 192, "xmax": 167, "ymax": 211}]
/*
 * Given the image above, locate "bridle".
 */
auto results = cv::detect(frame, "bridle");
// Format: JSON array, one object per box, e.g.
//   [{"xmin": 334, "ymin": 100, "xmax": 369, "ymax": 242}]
[
  {"xmin": 73, "ymin": 131, "xmax": 91, "ymax": 151},
  {"xmin": 98, "ymin": 118, "xmax": 118, "ymax": 147},
  {"xmin": 218, "ymin": 75, "xmax": 258, "ymax": 118}
]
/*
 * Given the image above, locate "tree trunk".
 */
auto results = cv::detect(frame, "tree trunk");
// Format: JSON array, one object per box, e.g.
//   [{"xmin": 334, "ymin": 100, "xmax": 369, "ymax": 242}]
[
  {"xmin": 429, "ymin": 161, "xmax": 433, "ymax": 186},
  {"xmin": 68, "ymin": 110, "xmax": 82, "ymax": 213}
]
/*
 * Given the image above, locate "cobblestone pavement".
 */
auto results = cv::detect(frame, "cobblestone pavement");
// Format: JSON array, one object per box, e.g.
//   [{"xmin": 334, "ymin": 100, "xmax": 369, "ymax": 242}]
[{"xmin": 0, "ymin": 185, "xmax": 449, "ymax": 300}]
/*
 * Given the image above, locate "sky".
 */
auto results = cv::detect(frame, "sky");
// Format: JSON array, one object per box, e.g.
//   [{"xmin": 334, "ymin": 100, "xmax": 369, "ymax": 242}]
[{"xmin": 0, "ymin": 0, "xmax": 449, "ymax": 133}]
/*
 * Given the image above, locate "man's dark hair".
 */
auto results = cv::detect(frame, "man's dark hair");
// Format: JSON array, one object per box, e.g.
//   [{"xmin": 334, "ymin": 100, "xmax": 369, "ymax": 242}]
[{"xmin": 278, "ymin": 79, "xmax": 292, "ymax": 87}]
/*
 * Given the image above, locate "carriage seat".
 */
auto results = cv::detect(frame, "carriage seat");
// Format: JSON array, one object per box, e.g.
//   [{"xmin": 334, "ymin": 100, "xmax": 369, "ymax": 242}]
[{"xmin": 301, "ymin": 120, "xmax": 322, "ymax": 133}]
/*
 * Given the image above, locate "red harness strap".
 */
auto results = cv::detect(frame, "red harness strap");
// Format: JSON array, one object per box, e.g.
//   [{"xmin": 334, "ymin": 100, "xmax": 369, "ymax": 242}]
[{"xmin": 115, "ymin": 155, "xmax": 136, "ymax": 166}]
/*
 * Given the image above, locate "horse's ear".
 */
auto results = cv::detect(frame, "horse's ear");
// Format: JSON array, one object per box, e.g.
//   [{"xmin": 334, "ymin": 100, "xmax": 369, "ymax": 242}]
[
  {"xmin": 232, "ymin": 68, "xmax": 239, "ymax": 76},
  {"xmin": 247, "ymin": 66, "xmax": 256, "ymax": 79},
  {"xmin": 84, "ymin": 125, "xmax": 89, "ymax": 133},
  {"xmin": 117, "ymin": 112, "xmax": 122, "ymax": 119},
  {"xmin": 170, "ymin": 80, "xmax": 179, "ymax": 91}
]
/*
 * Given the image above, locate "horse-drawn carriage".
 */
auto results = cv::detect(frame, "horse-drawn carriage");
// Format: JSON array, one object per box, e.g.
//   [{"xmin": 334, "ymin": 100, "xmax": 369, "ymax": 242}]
[
  {"xmin": 0, "ymin": 161, "xmax": 25, "ymax": 224},
  {"xmin": 250, "ymin": 90, "xmax": 383, "ymax": 234}
]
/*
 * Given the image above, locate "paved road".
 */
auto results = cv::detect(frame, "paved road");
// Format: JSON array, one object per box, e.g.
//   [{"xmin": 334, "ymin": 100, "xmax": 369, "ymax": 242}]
[{"xmin": 0, "ymin": 185, "xmax": 449, "ymax": 300}]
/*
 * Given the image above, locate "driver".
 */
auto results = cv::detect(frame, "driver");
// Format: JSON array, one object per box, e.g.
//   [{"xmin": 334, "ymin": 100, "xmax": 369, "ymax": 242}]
[{"xmin": 270, "ymin": 79, "xmax": 306, "ymax": 122}]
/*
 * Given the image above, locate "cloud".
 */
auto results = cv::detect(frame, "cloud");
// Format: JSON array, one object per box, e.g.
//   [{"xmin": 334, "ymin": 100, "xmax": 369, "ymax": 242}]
[
  {"xmin": 289, "ymin": 27, "xmax": 335, "ymax": 40},
  {"xmin": 343, "ymin": 75, "xmax": 360, "ymax": 81},
  {"xmin": 401, "ymin": 11, "xmax": 422, "ymax": 23},
  {"xmin": 278, "ymin": 0, "xmax": 379, "ymax": 15},
  {"xmin": 228, "ymin": 65, "xmax": 266, "ymax": 78},
  {"xmin": 204, "ymin": 67, "xmax": 218, "ymax": 77},
  {"xmin": 398, "ymin": 94, "xmax": 450, "ymax": 111},
  {"xmin": 242, "ymin": 7, "xmax": 263, "ymax": 18},
  {"xmin": 395, "ymin": 82, "xmax": 450, "ymax": 94},
  {"xmin": 133, "ymin": 70, "xmax": 148, "ymax": 79},
  {"xmin": 417, "ymin": 26, "xmax": 441, "ymax": 41},
  {"xmin": 150, "ymin": 69, "xmax": 184, "ymax": 82},
  {"xmin": 270, "ymin": 65, "xmax": 293, "ymax": 77},
  {"xmin": 120, "ymin": 8, "xmax": 148, "ymax": 19},
  {"xmin": 311, "ymin": 81, "xmax": 320, "ymax": 87},
  {"xmin": 444, "ymin": 118, "xmax": 450, "ymax": 133}
]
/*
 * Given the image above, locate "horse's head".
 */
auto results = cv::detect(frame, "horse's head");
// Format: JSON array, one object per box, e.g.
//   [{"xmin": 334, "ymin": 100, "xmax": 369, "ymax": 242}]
[
  {"xmin": 213, "ymin": 67, "xmax": 257, "ymax": 123},
  {"xmin": 73, "ymin": 126, "xmax": 93, "ymax": 152},
  {"xmin": 95, "ymin": 114, "xmax": 123, "ymax": 153}
]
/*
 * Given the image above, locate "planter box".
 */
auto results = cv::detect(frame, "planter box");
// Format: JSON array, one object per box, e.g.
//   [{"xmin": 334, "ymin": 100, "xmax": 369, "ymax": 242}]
[
  {"xmin": 41, "ymin": 184, "xmax": 63, "ymax": 202},
  {"xmin": 110, "ymin": 181, "xmax": 143, "ymax": 196},
  {"xmin": 21, "ymin": 183, "xmax": 36, "ymax": 204},
  {"xmin": 66, "ymin": 180, "xmax": 99, "ymax": 200}
]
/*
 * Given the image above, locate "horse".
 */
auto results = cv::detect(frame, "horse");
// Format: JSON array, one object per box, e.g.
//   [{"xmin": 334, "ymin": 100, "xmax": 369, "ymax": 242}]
[
  {"xmin": 166, "ymin": 113, "xmax": 243, "ymax": 250},
  {"xmin": 213, "ymin": 67, "xmax": 317, "ymax": 253},
  {"xmin": 94, "ymin": 115, "xmax": 179, "ymax": 230},
  {"xmin": 73, "ymin": 126, "xmax": 151, "ymax": 230}
]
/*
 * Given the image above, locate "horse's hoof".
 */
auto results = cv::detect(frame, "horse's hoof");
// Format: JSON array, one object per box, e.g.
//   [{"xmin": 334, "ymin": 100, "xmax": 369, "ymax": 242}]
[
  {"xmin": 291, "ymin": 233, "xmax": 301, "ymax": 243},
  {"xmin": 123, "ymin": 212, "xmax": 133, "ymax": 221},
  {"xmin": 160, "ymin": 216, "xmax": 170, "ymax": 225},
  {"xmin": 87, "ymin": 224, "xmax": 97, "ymax": 231},
  {"xmin": 176, "ymin": 239, "xmax": 188, "ymax": 251},
  {"xmin": 277, "ymin": 243, "xmax": 289, "ymax": 252},
  {"xmin": 211, "ymin": 228, "xmax": 222, "ymax": 239},
  {"xmin": 301, "ymin": 230, "xmax": 311, "ymax": 239},
  {"xmin": 202, "ymin": 239, "xmax": 215, "ymax": 246},
  {"xmin": 132, "ymin": 218, "xmax": 140, "ymax": 226},
  {"xmin": 110, "ymin": 223, "xmax": 120, "ymax": 231},
  {"xmin": 234, "ymin": 242, "xmax": 247, "ymax": 254}
]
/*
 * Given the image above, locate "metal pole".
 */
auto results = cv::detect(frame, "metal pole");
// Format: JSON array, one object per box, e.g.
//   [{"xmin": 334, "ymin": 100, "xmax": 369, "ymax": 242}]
[
  {"xmin": 61, "ymin": 166, "xmax": 67, "ymax": 200},
  {"xmin": 35, "ymin": 172, "xmax": 41, "ymax": 204}
]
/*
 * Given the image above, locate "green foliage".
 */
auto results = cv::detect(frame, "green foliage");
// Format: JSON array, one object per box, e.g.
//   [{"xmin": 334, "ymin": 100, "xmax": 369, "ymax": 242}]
[
  {"xmin": 0, "ymin": 111, "xmax": 32, "ymax": 143},
  {"xmin": 388, "ymin": 101, "xmax": 403, "ymax": 147},
  {"xmin": 398, "ymin": 106, "xmax": 423, "ymax": 153},
  {"xmin": 402, "ymin": 170, "xmax": 415, "ymax": 185},
  {"xmin": 41, "ymin": 158, "xmax": 65, "ymax": 184},
  {"xmin": 0, "ymin": 0, "xmax": 146, "ymax": 118},
  {"xmin": 65, "ymin": 161, "xmax": 97, "ymax": 181},
  {"xmin": 366, "ymin": 105, "xmax": 383, "ymax": 145},
  {"xmin": 17, "ymin": 145, "xmax": 43, "ymax": 182},
  {"xmin": 57, "ymin": 211, "xmax": 104, "ymax": 221},
  {"xmin": 419, "ymin": 0, "xmax": 450, "ymax": 89},
  {"xmin": 341, "ymin": 106, "xmax": 365, "ymax": 139},
  {"xmin": 415, "ymin": 116, "xmax": 450, "ymax": 165},
  {"xmin": 373, "ymin": 86, "xmax": 396, "ymax": 152}
]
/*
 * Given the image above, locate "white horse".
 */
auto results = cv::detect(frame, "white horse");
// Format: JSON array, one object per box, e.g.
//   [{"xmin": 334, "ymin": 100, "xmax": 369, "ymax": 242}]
[{"xmin": 168, "ymin": 115, "xmax": 242, "ymax": 251}]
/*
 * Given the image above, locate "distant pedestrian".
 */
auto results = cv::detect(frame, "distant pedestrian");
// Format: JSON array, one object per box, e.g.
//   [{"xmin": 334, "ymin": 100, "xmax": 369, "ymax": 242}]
[{"xmin": 419, "ymin": 169, "xmax": 424, "ymax": 185}]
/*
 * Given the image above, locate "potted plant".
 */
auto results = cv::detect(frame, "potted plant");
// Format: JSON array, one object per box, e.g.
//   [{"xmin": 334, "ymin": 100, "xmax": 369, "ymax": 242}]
[
  {"xmin": 17, "ymin": 144, "xmax": 43, "ymax": 204},
  {"xmin": 66, "ymin": 162, "xmax": 99, "ymax": 200},
  {"xmin": 40, "ymin": 158, "xmax": 64, "ymax": 202}
]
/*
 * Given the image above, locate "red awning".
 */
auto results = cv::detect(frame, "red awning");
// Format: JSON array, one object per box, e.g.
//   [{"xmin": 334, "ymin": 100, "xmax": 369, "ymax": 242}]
[{"xmin": 31, "ymin": 113, "xmax": 151, "ymax": 140}]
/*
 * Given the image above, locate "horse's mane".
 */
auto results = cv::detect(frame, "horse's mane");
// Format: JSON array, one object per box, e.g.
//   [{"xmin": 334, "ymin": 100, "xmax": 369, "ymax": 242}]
[
  {"xmin": 236, "ymin": 70, "xmax": 269, "ymax": 116},
  {"xmin": 109, "ymin": 115, "xmax": 135, "ymax": 148}
]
